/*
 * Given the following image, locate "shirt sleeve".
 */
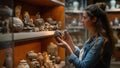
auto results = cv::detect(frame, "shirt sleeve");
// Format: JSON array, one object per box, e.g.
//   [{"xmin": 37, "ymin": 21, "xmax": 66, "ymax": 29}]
[
  {"xmin": 73, "ymin": 46, "xmax": 80, "ymax": 57},
  {"xmin": 68, "ymin": 37, "xmax": 104, "ymax": 68}
]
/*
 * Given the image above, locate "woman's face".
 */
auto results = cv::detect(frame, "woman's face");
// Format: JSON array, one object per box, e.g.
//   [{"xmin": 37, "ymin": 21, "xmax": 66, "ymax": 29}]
[{"xmin": 81, "ymin": 11, "xmax": 95, "ymax": 30}]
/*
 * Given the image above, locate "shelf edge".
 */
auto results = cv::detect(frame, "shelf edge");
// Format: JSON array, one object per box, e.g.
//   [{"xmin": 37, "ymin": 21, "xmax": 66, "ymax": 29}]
[
  {"xmin": 51, "ymin": 0, "xmax": 64, "ymax": 6},
  {"xmin": 14, "ymin": 31, "xmax": 55, "ymax": 41},
  {"xmin": 0, "ymin": 31, "xmax": 55, "ymax": 42}
]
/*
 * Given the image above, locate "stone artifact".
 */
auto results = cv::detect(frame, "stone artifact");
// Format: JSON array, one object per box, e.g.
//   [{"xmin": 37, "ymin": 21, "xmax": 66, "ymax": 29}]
[
  {"xmin": 9, "ymin": 17, "xmax": 24, "ymax": 32},
  {"xmin": 34, "ymin": 12, "xmax": 44, "ymax": 27},
  {"xmin": 29, "ymin": 59, "xmax": 40, "ymax": 68}
]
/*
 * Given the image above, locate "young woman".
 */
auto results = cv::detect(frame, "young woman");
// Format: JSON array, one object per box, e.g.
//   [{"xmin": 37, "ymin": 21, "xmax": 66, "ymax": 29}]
[{"xmin": 54, "ymin": 4, "xmax": 117, "ymax": 68}]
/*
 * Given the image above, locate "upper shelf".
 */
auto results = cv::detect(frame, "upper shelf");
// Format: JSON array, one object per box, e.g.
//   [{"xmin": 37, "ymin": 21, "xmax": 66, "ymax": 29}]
[
  {"xmin": 106, "ymin": 9, "xmax": 120, "ymax": 12},
  {"xmin": 65, "ymin": 8, "xmax": 120, "ymax": 13},
  {"xmin": 65, "ymin": 10, "xmax": 83, "ymax": 13},
  {"xmin": 0, "ymin": 31, "xmax": 54, "ymax": 42},
  {"xmin": 16, "ymin": 0, "xmax": 64, "ymax": 6}
]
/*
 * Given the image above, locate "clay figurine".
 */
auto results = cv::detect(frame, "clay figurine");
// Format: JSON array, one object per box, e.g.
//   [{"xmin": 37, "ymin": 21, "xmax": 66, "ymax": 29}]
[
  {"xmin": 15, "ymin": 5, "xmax": 22, "ymax": 18},
  {"xmin": 34, "ymin": 12, "xmax": 44, "ymax": 27}
]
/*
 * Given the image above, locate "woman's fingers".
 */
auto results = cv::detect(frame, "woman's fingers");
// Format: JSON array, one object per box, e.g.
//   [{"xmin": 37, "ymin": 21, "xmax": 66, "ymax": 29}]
[
  {"xmin": 64, "ymin": 31, "xmax": 71, "ymax": 40},
  {"xmin": 56, "ymin": 37, "xmax": 62, "ymax": 42},
  {"xmin": 56, "ymin": 37, "xmax": 67, "ymax": 48}
]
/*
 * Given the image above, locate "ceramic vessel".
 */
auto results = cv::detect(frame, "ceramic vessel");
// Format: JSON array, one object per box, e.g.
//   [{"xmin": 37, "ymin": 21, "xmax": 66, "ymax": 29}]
[
  {"xmin": 114, "ymin": 17, "xmax": 119, "ymax": 26},
  {"xmin": 0, "ymin": 5, "xmax": 12, "ymax": 17},
  {"xmin": 17, "ymin": 59, "xmax": 30, "ymax": 68},
  {"xmin": 26, "ymin": 51, "xmax": 38, "ymax": 61},
  {"xmin": 10, "ymin": 17, "xmax": 24, "ymax": 32},
  {"xmin": 73, "ymin": 0, "xmax": 79, "ymax": 10},
  {"xmin": 71, "ymin": 18, "xmax": 77, "ymax": 26},
  {"xmin": 110, "ymin": 0, "xmax": 116, "ymax": 9}
]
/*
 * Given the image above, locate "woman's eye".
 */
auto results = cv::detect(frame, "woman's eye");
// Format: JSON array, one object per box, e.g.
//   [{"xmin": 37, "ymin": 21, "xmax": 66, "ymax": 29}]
[{"xmin": 82, "ymin": 16, "xmax": 87, "ymax": 19}]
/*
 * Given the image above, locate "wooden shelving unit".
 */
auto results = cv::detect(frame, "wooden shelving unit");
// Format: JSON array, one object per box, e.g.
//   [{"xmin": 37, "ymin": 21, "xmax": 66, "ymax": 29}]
[{"xmin": 12, "ymin": 0, "xmax": 65, "ymax": 67}]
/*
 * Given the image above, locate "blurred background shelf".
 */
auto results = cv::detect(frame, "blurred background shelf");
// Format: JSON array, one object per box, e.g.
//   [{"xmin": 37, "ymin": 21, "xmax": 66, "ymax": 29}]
[
  {"xmin": 106, "ymin": 9, "xmax": 120, "ymax": 12},
  {"xmin": 65, "ymin": 10, "xmax": 83, "ymax": 13}
]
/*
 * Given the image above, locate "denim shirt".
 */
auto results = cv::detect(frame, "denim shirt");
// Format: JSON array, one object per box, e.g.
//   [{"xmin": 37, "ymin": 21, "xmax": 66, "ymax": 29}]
[{"xmin": 68, "ymin": 36, "xmax": 112, "ymax": 68}]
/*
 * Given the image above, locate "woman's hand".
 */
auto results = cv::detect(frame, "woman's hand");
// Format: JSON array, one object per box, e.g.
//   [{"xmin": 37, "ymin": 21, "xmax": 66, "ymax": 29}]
[
  {"xmin": 64, "ymin": 31, "xmax": 75, "ymax": 51},
  {"xmin": 56, "ymin": 36, "xmax": 73, "ymax": 54},
  {"xmin": 54, "ymin": 30, "xmax": 75, "ymax": 53}
]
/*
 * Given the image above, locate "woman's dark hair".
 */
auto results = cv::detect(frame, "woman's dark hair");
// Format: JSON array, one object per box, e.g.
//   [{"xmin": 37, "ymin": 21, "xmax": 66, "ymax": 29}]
[
  {"xmin": 85, "ymin": 4, "xmax": 117, "ymax": 53},
  {"xmin": 95, "ymin": 2, "xmax": 106, "ymax": 11}
]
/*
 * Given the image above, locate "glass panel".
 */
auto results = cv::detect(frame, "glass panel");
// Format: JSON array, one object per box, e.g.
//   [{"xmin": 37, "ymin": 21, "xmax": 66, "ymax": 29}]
[
  {"xmin": 0, "ymin": 0, "xmax": 13, "ymax": 68},
  {"xmin": 65, "ymin": 0, "xmax": 88, "ymax": 68}
]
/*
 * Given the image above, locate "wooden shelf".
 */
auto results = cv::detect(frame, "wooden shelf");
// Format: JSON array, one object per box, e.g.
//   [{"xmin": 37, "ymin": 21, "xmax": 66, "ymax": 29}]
[
  {"xmin": 51, "ymin": 0, "xmax": 64, "ymax": 6},
  {"xmin": 112, "ymin": 26, "xmax": 120, "ymax": 29},
  {"xmin": 0, "ymin": 31, "xmax": 54, "ymax": 42},
  {"xmin": 16, "ymin": 0, "xmax": 64, "ymax": 6},
  {"xmin": 65, "ymin": 10, "xmax": 83, "ymax": 13},
  {"xmin": 106, "ymin": 9, "xmax": 120, "ymax": 12}
]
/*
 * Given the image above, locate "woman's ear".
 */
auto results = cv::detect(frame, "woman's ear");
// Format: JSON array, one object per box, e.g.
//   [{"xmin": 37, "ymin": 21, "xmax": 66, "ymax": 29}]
[{"xmin": 92, "ymin": 17, "xmax": 97, "ymax": 23}]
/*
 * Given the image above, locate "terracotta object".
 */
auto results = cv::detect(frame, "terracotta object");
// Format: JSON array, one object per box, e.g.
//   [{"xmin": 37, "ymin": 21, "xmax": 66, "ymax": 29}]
[
  {"xmin": 47, "ymin": 42, "xmax": 58, "ymax": 57},
  {"xmin": 15, "ymin": 5, "xmax": 22, "ymax": 18},
  {"xmin": 55, "ymin": 56, "xmax": 61, "ymax": 64},
  {"xmin": 37, "ymin": 52, "xmax": 44, "ymax": 67},
  {"xmin": 26, "ymin": 51, "xmax": 38, "ymax": 61}
]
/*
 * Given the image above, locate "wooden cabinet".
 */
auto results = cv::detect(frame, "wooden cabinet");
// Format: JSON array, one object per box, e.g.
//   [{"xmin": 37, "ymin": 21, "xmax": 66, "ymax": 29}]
[{"xmin": 12, "ymin": 0, "xmax": 65, "ymax": 67}]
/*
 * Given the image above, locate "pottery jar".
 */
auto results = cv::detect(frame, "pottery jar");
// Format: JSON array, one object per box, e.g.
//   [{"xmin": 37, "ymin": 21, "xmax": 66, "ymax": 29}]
[
  {"xmin": 26, "ymin": 51, "xmax": 38, "ymax": 61},
  {"xmin": 17, "ymin": 59, "xmax": 30, "ymax": 68}
]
